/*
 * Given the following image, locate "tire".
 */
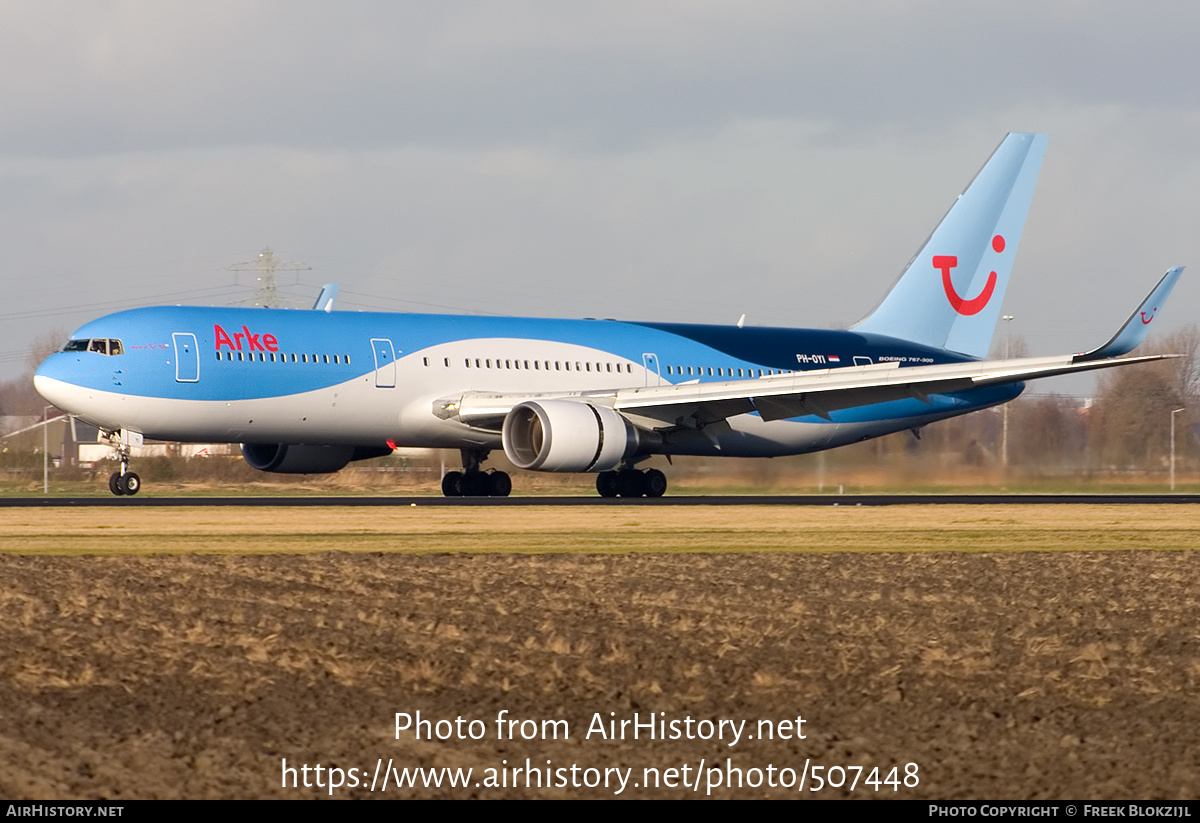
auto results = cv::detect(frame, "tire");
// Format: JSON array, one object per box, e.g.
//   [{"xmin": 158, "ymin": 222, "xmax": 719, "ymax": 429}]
[
  {"xmin": 119, "ymin": 472, "xmax": 141, "ymax": 496},
  {"xmin": 461, "ymin": 471, "xmax": 489, "ymax": 496},
  {"xmin": 109, "ymin": 472, "xmax": 125, "ymax": 496},
  {"xmin": 489, "ymin": 471, "xmax": 512, "ymax": 497},
  {"xmin": 441, "ymin": 471, "xmax": 463, "ymax": 497},
  {"xmin": 643, "ymin": 468, "xmax": 667, "ymax": 498},
  {"xmin": 616, "ymin": 469, "xmax": 646, "ymax": 498},
  {"xmin": 596, "ymin": 471, "xmax": 619, "ymax": 498}
]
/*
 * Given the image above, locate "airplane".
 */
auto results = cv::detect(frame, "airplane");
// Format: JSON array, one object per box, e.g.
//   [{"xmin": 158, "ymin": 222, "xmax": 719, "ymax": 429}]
[{"xmin": 33, "ymin": 132, "xmax": 1182, "ymax": 498}]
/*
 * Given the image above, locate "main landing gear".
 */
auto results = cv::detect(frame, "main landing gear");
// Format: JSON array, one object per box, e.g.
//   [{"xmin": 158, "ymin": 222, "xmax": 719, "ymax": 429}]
[
  {"xmin": 441, "ymin": 448, "xmax": 511, "ymax": 497},
  {"xmin": 102, "ymin": 430, "xmax": 141, "ymax": 496},
  {"xmin": 596, "ymin": 467, "xmax": 667, "ymax": 499}
]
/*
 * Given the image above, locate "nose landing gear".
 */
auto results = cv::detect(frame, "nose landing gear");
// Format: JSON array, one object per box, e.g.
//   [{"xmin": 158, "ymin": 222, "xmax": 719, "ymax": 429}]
[
  {"xmin": 102, "ymin": 429, "xmax": 141, "ymax": 496},
  {"xmin": 108, "ymin": 470, "xmax": 141, "ymax": 496}
]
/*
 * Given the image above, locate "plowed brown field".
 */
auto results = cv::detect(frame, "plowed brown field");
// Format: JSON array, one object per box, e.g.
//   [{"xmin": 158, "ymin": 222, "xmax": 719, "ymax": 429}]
[{"xmin": 0, "ymin": 505, "xmax": 1197, "ymax": 799}]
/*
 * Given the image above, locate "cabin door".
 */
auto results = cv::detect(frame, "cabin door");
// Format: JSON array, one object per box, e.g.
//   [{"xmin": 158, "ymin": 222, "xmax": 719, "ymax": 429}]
[
  {"xmin": 172, "ymin": 333, "xmax": 199, "ymax": 383},
  {"xmin": 371, "ymin": 338, "xmax": 397, "ymax": 388},
  {"xmin": 642, "ymin": 353, "xmax": 661, "ymax": 386}
]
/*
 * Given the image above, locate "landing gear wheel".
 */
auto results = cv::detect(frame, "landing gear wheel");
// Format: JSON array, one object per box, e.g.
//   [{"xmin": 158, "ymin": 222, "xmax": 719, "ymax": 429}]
[
  {"xmin": 461, "ymin": 471, "xmax": 490, "ymax": 497},
  {"xmin": 643, "ymin": 468, "xmax": 667, "ymax": 498},
  {"xmin": 118, "ymin": 472, "xmax": 141, "ymax": 496},
  {"xmin": 109, "ymin": 472, "xmax": 125, "ymax": 496},
  {"xmin": 441, "ymin": 471, "xmax": 463, "ymax": 497},
  {"xmin": 596, "ymin": 471, "xmax": 619, "ymax": 498},
  {"xmin": 489, "ymin": 471, "xmax": 512, "ymax": 497},
  {"xmin": 616, "ymin": 469, "xmax": 646, "ymax": 498}
]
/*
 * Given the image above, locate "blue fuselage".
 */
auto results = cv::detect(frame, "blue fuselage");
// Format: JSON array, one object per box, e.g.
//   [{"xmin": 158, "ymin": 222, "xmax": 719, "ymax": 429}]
[{"xmin": 34, "ymin": 306, "xmax": 1023, "ymax": 458}]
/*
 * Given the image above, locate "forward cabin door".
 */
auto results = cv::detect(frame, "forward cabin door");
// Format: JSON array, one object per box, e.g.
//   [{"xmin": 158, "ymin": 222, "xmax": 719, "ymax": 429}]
[
  {"xmin": 371, "ymin": 338, "xmax": 397, "ymax": 388},
  {"xmin": 172, "ymin": 333, "xmax": 199, "ymax": 383}
]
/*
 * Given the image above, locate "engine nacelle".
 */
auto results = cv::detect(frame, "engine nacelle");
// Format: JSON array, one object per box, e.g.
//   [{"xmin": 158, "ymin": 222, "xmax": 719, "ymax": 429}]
[
  {"xmin": 241, "ymin": 443, "xmax": 358, "ymax": 474},
  {"xmin": 502, "ymin": 399, "xmax": 641, "ymax": 472}
]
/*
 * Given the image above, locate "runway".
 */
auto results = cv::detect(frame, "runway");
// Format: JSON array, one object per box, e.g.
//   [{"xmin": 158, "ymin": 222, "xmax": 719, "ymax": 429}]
[{"xmin": 4, "ymin": 493, "xmax": 1200, "ymax": 507}]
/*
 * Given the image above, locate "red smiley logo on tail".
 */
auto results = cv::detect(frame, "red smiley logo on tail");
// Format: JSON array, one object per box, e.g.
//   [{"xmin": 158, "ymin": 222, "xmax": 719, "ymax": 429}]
[
  {"xmin": 934, "ymin": 235, "xmax": 1004, "ymax": 316},
  {"xmin": 1140, "ymin": 308, "xmax": 1157, "ymax": 325}
]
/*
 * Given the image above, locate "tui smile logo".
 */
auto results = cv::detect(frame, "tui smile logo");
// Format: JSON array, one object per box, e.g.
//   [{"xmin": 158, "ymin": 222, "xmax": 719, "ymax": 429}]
[
  {"xmin": 934, "ymin": 235, "xmax": 1005, "ymax": 316},
  {"xmin": 1140, "ymin": 308, "xmax": 1158, "ymax": 325}
]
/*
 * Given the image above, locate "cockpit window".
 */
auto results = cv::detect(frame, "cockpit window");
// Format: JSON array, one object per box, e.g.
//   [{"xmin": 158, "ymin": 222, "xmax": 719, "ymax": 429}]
[{"xmin": 64, "ymin": 338, "xmax": 124, "ymax": 356}]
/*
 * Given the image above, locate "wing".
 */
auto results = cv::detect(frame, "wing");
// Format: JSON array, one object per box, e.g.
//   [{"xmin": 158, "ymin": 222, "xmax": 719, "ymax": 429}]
[{"xmin": 439, "ymin": 351, "xmax": 1173, "ymax": 431}]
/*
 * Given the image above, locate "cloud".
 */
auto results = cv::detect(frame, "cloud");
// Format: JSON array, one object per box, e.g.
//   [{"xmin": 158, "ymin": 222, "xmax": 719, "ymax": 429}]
[{"xmin": 4, "ymin": 2, "xmax": 1200, "ymax": 383}]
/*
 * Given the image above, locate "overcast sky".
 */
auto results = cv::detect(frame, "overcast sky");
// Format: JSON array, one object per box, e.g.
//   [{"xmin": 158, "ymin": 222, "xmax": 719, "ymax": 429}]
[{"xmin": 4, "ymin": 1, "xmax": 1199, "ymax": 390}]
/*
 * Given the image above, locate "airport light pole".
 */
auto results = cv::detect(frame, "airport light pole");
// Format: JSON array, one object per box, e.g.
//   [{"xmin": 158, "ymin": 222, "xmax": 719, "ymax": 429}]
[
  {"xmin": 1001, "ymin": 315, "xmax": 1015, "ymax": 469},
  {"xmin": 43, "ymin": 405, "xmax": 51, "ymax": 495},
  {"xmin": 1171, "ymin": 407, "xmax": 1186, "ymax": 492}
]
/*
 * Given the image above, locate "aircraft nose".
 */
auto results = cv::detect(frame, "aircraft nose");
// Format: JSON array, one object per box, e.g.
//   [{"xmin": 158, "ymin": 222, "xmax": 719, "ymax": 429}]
[{"xmin": 33, "ymin": 354, "xmax": 75, "ymax": 408}]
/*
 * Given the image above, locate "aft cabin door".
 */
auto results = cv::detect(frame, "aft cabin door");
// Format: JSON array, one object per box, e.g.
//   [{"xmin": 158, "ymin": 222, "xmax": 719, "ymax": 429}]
[
  {"xmin": 371, "ymin": 338, "xmax": 397, "ymax": 388},
  {"xmin": 172, "ymin": 333, "xmax": 199, "ymax": 383}
]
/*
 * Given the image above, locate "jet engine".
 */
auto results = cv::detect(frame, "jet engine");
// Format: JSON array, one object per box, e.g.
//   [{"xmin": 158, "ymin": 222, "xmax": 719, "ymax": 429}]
[
  {"xmin": 501, "ymin": 399, "xmax": 647, "ymax": 472},
  {"xmin": 240, "ymin": 443, "xmax": 391, "ymax": 474}
]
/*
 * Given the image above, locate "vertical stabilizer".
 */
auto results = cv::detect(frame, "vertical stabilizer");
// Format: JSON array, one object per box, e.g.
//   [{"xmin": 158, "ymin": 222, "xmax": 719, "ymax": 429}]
[{"xmin": 853, "ymin": 133, "xmax": 1047, "ymax": 358}]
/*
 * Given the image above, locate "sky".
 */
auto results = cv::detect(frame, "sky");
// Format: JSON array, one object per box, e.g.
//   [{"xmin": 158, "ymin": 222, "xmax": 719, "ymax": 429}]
[{"xmin": 4, "ymin": 1, "xmax": 1200, "ymax": 392}]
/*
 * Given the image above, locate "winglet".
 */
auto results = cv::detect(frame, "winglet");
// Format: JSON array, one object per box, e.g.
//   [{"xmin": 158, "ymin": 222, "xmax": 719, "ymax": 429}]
[
  {"xmin": 1073, "ymin": 267, "xmax": 1183, "ymax": 362},
  {"xmin": 313, "ymin": 283, "xmax": 339, "ymax": 312}
]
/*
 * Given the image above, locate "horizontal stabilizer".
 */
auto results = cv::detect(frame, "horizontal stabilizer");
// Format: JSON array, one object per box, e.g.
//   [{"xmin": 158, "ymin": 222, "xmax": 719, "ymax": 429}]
[{"xmin": 1074, "ymin": 267, "xmax": 1183, "ymax": 362}]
